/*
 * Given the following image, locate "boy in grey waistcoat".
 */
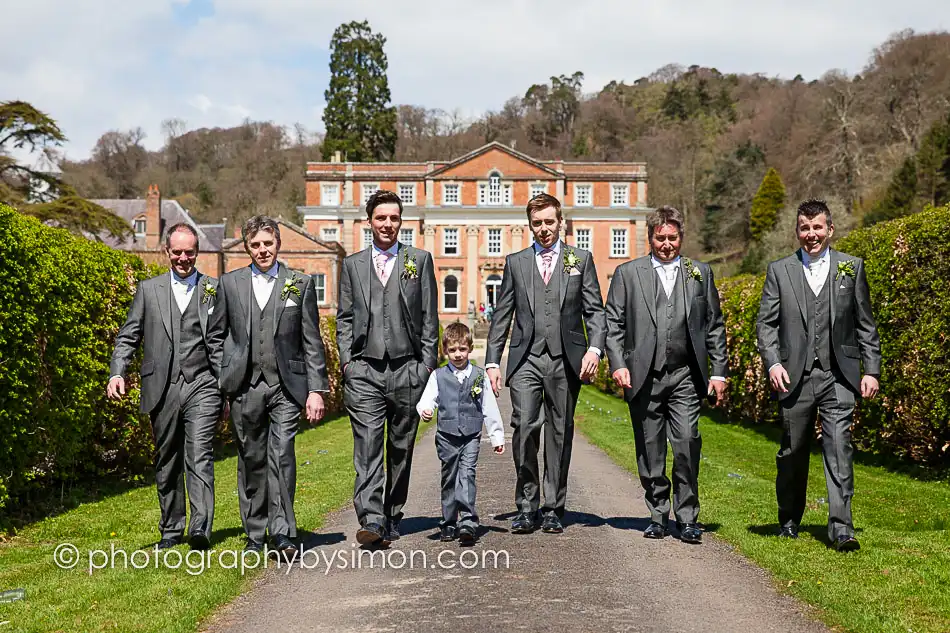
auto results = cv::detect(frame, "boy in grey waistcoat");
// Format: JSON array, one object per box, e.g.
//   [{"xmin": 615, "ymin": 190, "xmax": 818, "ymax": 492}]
[{"xmin": 418, "ymin": 322, "xmax": 505, "ymax": 545}]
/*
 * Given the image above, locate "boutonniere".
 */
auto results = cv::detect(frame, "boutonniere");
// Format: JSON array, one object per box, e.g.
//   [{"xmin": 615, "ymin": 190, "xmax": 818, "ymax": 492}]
[
  {"xmin": 562, "ymin": 247, "xmax": 581, "ymax": 274},
  {"xmin": 470, "ymin": 371, "xmax": 484, "ymax": 400},
  {"xmin": 281, "ymin": 273, "xmax": 302, "ymax": 301},
  {"xmin": 836, "ymin": 260, "xmax": 856, "ymax": 281},
  {"xmin": 402, "ymin": 253, "xmax": 418, "ymax": 280},
  {"xmin": 201, "ymin": 281, "xmax": 216, "ymax": 304},
  {"xmin": 682, "ymin": 257, "xmax": 703, "ymax": 282}
]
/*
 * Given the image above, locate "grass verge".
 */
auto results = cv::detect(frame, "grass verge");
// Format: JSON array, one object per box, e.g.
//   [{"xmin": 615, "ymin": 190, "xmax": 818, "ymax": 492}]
[
  {"xmin": 575, "ymin": 386, "xmax": 950, "ymax": 633},
  {"xmin": 0, "ymin": 414, "xmax": 432, "ymax": 633}
]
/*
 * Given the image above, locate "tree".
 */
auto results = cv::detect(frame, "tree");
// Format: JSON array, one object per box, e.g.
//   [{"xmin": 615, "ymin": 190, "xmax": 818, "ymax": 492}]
[
  {"xmin": 522, "ymin": 72, "xmax": 584, "ymax": 152},
  {"xmin": 750, "ymin": 167, "xmax": 786, "ymax": 240},
  {"xmin": 321, "ymin": 20, "xmax": 397, "ymax": 162},
  {"xmin": 863, "ymin": 156, "xmax": 917, "ymax": 226}
]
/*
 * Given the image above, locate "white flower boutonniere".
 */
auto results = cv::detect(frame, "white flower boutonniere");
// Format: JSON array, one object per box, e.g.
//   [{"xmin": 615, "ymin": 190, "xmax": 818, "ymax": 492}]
[
  {"xmin": 281, "ymin": 273, "xmax": 302, "ymax": 301},
  {"xmin": 201, "ymin": 282, "xmax": 216, "ymax": 304},
  {"xmin": 836, "ymin": 260, "xmax": 856, "ymax": 281},
  {"xmin": 402, "ymin": 253, "xmax": 418, "ymax": 280},
  {"xmin": 563, "ymin": 247, "xmax": 581, "ymax": 274},
  {"xmin": 682, "ymin": 257, "xmax": 703, "ymax": 282},
  {"xmin": 471, "ymin": 371, "xmax": 484, "ymax": 401}
]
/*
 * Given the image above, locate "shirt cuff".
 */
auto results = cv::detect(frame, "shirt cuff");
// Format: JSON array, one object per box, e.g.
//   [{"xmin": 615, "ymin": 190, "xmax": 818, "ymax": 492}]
[
  {"xmin": 587, "ymin": 346, "xmax": 602, "ymax": 357},
  {"xmin": 767, "ymin": 363, "xmax": 782, "ymax": 373},
  {"xmin": 109, "ymin": 375, "xmax": 122, "ymax": 381},
  {"xmin": 710, "ymin": 376, "xmax": 726, "ymax": 382},
  {"xmin": 485, "ymin": 363, "xmax": 500, "ymax": 369}
]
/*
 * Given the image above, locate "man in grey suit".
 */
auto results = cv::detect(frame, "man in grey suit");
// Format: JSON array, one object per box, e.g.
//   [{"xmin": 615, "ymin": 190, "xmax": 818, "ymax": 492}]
[
  {"xmin": 486, "ymin": 193, "xmax": 606, "ymax": 535},
  {"xmin": 207, "ymin": 216, "xmax": 328, "ymax": 559},
  {"xmin": 337, "ymin": 189, "xmax": 439, "ymax": 546},
  {"xmin": 605, "ymin": 206, "xmax": 727, "ymax": 544},
  {"xmin": 108, "ymin": 223, "xmax": 223, "ymax": 551},
  {"xmin": 757, "ymin": 199, "xmax": 881, "ymax": 552}
]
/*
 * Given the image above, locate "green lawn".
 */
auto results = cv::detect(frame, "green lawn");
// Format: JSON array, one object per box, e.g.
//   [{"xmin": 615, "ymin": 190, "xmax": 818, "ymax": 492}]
[
  {"xmin": 0, "ymin": 414, "xmax": 430, "ymax": 633},
  {"xmin": 575, "ymin": 386, "xmax": 950, "ymax": 633}
]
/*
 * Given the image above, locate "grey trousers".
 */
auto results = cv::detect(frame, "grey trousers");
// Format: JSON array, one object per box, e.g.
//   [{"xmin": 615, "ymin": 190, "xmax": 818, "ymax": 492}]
[
  {"xmin": 777, "ymin": 367, "xmax": 856, "ymax": 541},
  {"xmin": 628, "ymin": 365, "xmax": 702, "ymax": 527},
  {"xmin": 435, "ymin": 430, "xmax": 482, "ymax": 530},
  {"xmin": 150, "ymin": 371, "xmax": 220, "ymax": 540},
  {"xmin": 230, "ymin": 379, "xmax": 301, "ymax": 542},
  {"xmin": 343, "ymin": 357, "xmax": 426, "ymax": 527},
  {"xmin": 509, "ymin": 350, "xmax": 580, "ymax": 518}
]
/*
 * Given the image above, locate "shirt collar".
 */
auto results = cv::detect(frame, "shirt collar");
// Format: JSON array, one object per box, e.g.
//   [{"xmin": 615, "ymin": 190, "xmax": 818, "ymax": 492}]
[
  {"xmin": 372, "ymin": 241, "xmax": 400, "ymax": 258},
  {"xmin": 533, "ymin": 239, "xmax": 561, "ymax": 255},
  {"xmin": 251, "ymin": 262, "xmax": 279, "ymax": 279},
  {"xmin": 451, "ymin": 361, "xmax": 472, "ymax": 377},
  {"xmin": 800, "ymin": 247, "xmax": 830, "ymax": 267},
  {"xmin": 170, "ymin": 270, "xmax": 198, "ymax": 286},
  {"xmin": 651, "ymin": 255, "xmax": 681, "ymax": 269}
]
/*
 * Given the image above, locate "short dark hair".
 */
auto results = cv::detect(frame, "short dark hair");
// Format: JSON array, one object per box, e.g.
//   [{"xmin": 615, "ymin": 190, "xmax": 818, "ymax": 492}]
[
  {"xmin": 163, "ymin": 222, "xmax": 200, "ymax": 250},
  {"xmin": 526, "ymin": 193, "xmax": 562, "ymax": 221},
  {"xmin": 442, "ymin": 321, "xmax": 474, "ymax": 351},
  {"xmin": 366, "ymin": 189, "xmax": 403, "ymax": 220},
  {"xmin": 796, "ymin": 199, "xmax": 833, "ymax": 226},
  {"xmin": 242, "ymin": 215, "xmax": 281, "ymax": 245},
  {"xmin": 647, "ymin": 205, "xmax": 685, "ymax": 239}
]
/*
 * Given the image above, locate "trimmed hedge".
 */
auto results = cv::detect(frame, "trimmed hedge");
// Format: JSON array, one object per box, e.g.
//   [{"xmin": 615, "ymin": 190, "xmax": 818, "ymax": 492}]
[
  {"xmin": 589, "ymin": 204, "xmax": 950, "ymax": 466},
  {"xmin": 0, "ymin": 204, "xmax": 345, "ymax": 513}
]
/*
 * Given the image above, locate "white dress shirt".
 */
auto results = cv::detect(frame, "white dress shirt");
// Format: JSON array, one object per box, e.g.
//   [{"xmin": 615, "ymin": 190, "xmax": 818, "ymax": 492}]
[
  {"xmin": 416, "ymin": 362, "xmax": 505, "ymax": 448},
  {"xmin": 170, "ymin": 270, "xmax": 198, "ymax": 313},
  {"xmin": 802, "ymin": 247, "xmax": 830, "ymax": 296},
  {"xmin": 372, "ymin": 242, "xmax": 399, "ymax": 285},
  {"xmin": 251, "ymin": 262, "xmax": 279, "ymax": 310}
]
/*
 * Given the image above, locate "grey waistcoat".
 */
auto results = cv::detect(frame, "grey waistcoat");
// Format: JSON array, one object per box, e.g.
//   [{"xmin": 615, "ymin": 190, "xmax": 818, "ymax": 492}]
[
  {"xmin": 530, "ymin": 258, "xmax": 563, "ymax": 357},
  {"xmin": 436, "ymin": 365, "xmax": 485, "ymax": 437},
  {"xmin": 653, "ymin": 268, "xmax": 690, "ymax": 372}
]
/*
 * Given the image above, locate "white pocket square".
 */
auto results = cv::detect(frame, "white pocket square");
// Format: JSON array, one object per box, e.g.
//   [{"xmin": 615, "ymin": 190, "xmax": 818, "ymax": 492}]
[
  {"xmin": 569, "ymin": 269, "xmax": 582, "ymax": 276},
  {"xmin": 207, "ymin": 305, "xmax": 214, "ymax": 315},
  {"xmin": 285, "ymin": 297, "xmax": 298, "ymax": 307}
]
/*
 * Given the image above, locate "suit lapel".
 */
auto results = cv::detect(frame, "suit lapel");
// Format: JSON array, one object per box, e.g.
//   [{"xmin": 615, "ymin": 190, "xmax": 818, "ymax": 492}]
[
  {"xmin": 154, "ymin": 274, "xmax": 172, "ymax": 340},
  {"xmin": 355, "ymin": 247, "xmax": 372, "ymax": 310},
  {"xmin": 396, "ymin": 244, "xmax": 412, "ymax": 318},
  {"xmin": 520, "ymin": 248, "xmax": 536, "ymax": 314},
  {"xmin": 241, "ymin": 267, "xmax": 252, "ymax": 336},
  {"xmin": 682, "ymin": 264, "xmax": 693, "ymax": 319},
  {"xmin": 786, "ymin": 255, "xmax": 807, "ymax": 324},
  {"xmin": 273, "ymin": 263, "xmax": 289, "ymax": 336},
  {"xmin": 558, "ymin": 247, "xmax": 569, "ymax": 309},
  {"xmin": 636, "ymin": 259, "xmax": 656, "ymax": 325},
  {"xmin": 196, "ymin": 272, "xmax": 208, "ymax": 337},
  {"xmin": 829, "ymin": 249, "xmax": 839, "ymax": 327}
]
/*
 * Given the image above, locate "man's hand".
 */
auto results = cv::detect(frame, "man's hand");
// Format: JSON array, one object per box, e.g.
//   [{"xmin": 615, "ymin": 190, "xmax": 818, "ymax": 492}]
[
  {"xmin": 420, "ymin": 408, "xmax": 434, "ymax": 421},
  {"xmin": 487, "ymin": 367, "xmax": 502, "ymax": 396},
  {"xmin": 612, "ymin": 368, "xmax": 632, "ymax": 389},
  {"xmin": 769, "ymin": 365, "xmax": 790, "ymax": 393},
  {"xmin": 861, "ymin": 375, "xmax": 880, "ymax": 399},
  {"xmin": 578, "ymin": 352, "xmax": 600, "ymax": 382},
  {"xmin": 306, "ymin": 392, "xmax": 326, "ymax": 423},
  {"xmin": 707, "ymin": 378, "xmax": 726, "ymax": 405},
  {"xmin": 107, "ymin": 376, "xmax": 126, "ymax": 399}
]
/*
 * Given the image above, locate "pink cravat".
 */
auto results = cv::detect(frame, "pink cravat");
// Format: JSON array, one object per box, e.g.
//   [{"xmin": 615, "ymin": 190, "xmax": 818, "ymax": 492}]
[{"xmin": 541, "ymin": 249, "xmax": 554, "ymax": 285}]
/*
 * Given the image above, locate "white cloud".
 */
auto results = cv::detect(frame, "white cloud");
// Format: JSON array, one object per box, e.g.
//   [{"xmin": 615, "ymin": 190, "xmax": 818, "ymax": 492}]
[{"xmin": 1, "ymin": 0, "xmax": 947, "ymax": 160}]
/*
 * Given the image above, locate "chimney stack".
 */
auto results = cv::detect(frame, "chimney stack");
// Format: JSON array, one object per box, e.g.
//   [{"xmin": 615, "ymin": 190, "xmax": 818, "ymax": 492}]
[{"xmin": 145, "ymin": 184, "xmax": 161, "ymax": 249}]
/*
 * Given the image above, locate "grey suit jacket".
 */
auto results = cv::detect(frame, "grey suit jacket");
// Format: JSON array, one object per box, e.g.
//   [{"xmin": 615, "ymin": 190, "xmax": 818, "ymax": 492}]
[
  {"xmin": 756, "ymin": 248, "xmax": 881, "ymax": 399},
  {"xmin": 604, "ymin": 256, "xmax": 727, "ymax": 401},
  {"xmin": 109, "ymin": 271, "xmax": 221, "ymax": 414},
  {"xmin": 335, "ymin": 244, "xmax": 440, "ymax": 370},
  {"xmin": 207, "ymin": 263, "xmax": 328, "ymax": 408},
  {"xmin": 485, "ymin": 244, "xmax": 607, "ymax": 383}
]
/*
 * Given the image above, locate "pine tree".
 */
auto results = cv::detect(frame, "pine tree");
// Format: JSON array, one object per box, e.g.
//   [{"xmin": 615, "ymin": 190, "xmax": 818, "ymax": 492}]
[
  {"xmin": 863, "ymin": 157, "xmax": 918, "ymax": 226},
  {"xmin": 749, "ymin": 167, "xmax": 786, "ymax": 241},
  {"xmin": 321, "ymin": 21, "xmax": 397, "ymax": 162}
]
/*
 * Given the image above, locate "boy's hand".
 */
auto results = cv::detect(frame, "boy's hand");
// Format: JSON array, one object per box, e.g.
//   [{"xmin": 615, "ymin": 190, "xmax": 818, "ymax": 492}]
[
  {"xmin": 493, "ymin": 445, "xmax": 505, "ymax": 454},
  {"xmin": 421, "ymin": 409, "xmax": 433, "ymax": 421}
]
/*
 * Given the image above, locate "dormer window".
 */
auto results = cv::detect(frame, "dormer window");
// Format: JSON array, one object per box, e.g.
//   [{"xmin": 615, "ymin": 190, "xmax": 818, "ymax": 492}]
[
  {"xmin": 134, "ymin": 217, "xmax": 146, "ymax": 236},
  {"xmin": 478, "ymin": 171, "xmax": 512, "ymax": 206}
]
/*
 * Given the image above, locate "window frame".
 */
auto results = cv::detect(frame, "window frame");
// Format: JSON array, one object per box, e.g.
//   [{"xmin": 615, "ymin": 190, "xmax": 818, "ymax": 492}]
[
  {"xmin": 574, "ymin": 183, "xmax": 593, "ymax": 207},
  {"xmin": 320, "ymin": 182, "xmax": 340, "ymax": 207},
  {"xmin": 442, "ymin": 227, "xmax": 460, "ymax": 256},
  {"xmin": 611, "ymin": 227, "xmax": 628, "ymax": 258}
]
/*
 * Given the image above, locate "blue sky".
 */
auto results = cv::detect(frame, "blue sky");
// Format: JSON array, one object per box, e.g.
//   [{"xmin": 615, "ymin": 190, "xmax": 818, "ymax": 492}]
[{"xmin": 2, "ymin": 0, "xmax": 948, "ymax": 162}]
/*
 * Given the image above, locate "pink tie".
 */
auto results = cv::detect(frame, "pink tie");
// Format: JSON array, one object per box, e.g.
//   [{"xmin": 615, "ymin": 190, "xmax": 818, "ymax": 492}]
[
  {"xmin": 541, "ymin": 249, "xmax": 554, "ymax": 285},
  {"xmin": 375, "ymin": 251, "xmax": 391, "ymax": 284}
]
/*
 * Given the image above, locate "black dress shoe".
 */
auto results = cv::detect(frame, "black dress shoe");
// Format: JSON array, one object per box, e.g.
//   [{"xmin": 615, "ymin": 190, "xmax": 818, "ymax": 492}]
[
  {"xmin": 272, "ymin": 534, "xmax": 299, "ymax": 561},
  {"xmin": 541, "ymin": 514, "xmax": 564, "ymax": 534},
  {"xmin": 440, "ymin": 525, "xmax": 457, "ymax": 542},
  {"xmin": 387, "ymin": 521, "xmax": 401, "ymax": 541},
  {"xmin": 779, "ymin": 525, "xmax": 799, "ymax": 539},
  {"xmin": 678, "ymin": 523, "xmax": 703, "ymax": 544},
  {"xmin": 356, "ymin": 522, "xmax": 387, "ymax": 546},
  {"xmin": 458, "ymin": 526, "xmax": 476, "ymax": 545},
  {"xmin": 833, "ymin": 535, "xmax": 860, "ymax": 552},
  {"xmin": 643, "ymin": 522, "xmax": 668, "ymax": 539},
  {"xmin": 244, "ymin": 539, "xmax": 264, "ymax": 554},
  {"xmin": 188, "ymin": 530, "xmax": 210, "ymax": 551},
  {"xmin": 510, "ymin": 512, "xmax": 538, "ymax": 534},
  {"xmin": 157, "ymin": 537, "xmax": 181, "ymax": 550}
]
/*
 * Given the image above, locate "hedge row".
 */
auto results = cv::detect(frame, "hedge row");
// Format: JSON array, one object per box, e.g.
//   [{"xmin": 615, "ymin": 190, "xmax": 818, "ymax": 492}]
[
  {"xmin": 590, "ymin": 204, "xmax": 950, "ymax": 466},
  {"xmin": 0, "ymin": 204, "xmax": 346, "ymax": 512}
]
